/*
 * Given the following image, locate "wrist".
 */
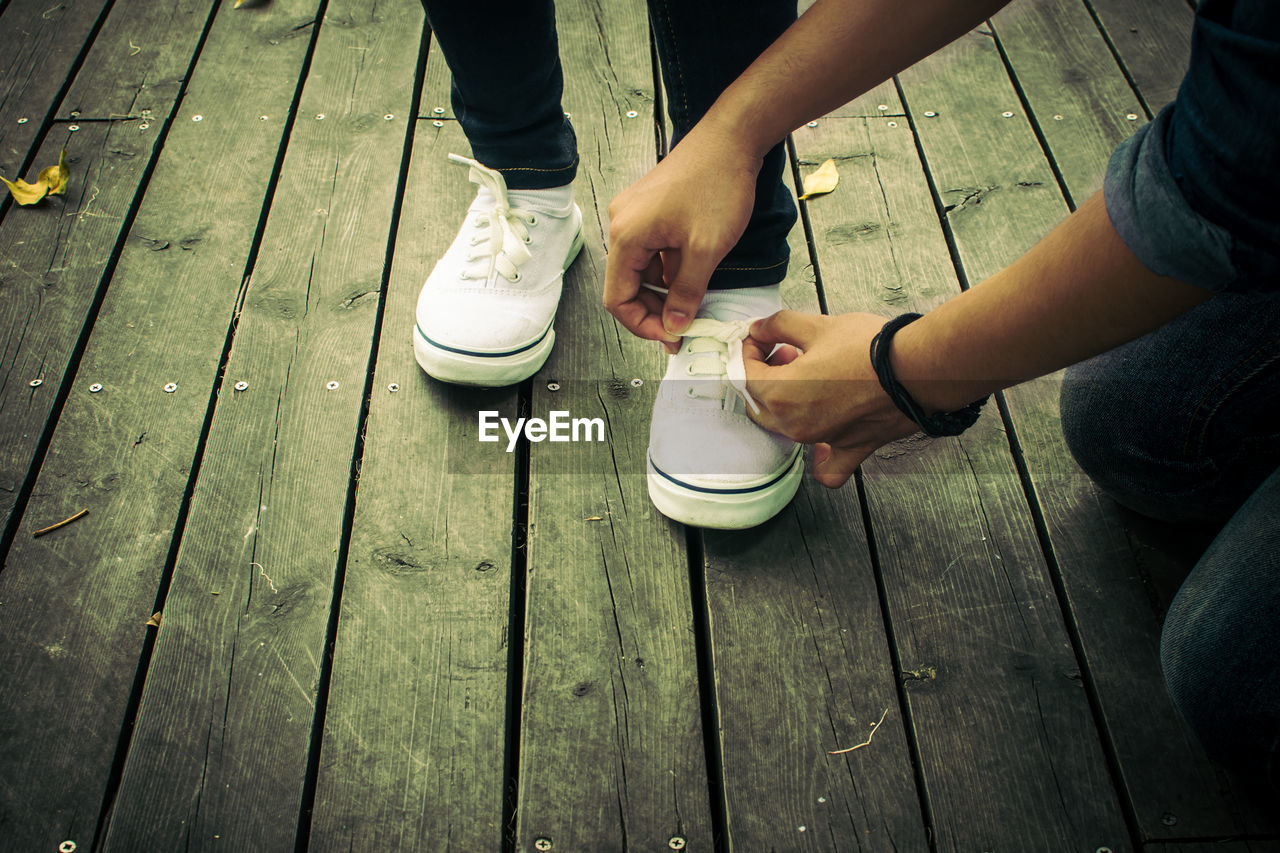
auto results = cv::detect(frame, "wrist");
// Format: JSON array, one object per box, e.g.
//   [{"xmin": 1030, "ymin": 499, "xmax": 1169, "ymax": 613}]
[
  {"xmin": 690, "ymin": 101, "xmax": 780, "ymax": 164},
  {"xmin": 870, "ymin": 313, "xmax": 987, "ymax": 437},
  {"xmin": 889, "ymin": 313, "xmax": 985, "ymax": 414}
]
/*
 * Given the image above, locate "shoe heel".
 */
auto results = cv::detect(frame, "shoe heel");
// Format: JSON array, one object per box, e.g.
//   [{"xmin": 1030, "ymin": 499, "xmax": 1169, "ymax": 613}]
[
  {"xmin": 562, "ymin": 204, "xmax": 585, "ymax": 271},
  {"xmin": 563, "ymin": 227, "xmax": 584, "ymax": 272}
]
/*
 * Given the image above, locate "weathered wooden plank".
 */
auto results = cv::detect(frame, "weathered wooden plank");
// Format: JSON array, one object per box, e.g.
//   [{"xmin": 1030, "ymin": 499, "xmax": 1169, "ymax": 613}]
[
  {"xmin": 0, "ymin": 1, "xmax": 325, "ymax": 849},
  {"xmin": 699, "ymin": 165, "xmax": 927, "ymax": 851},
  {"xmin": 0, "ymin": 0, "xmax": 218, "ymax": 540},
  {"xmin": 0, "ymin": 0, "xmax": 110, "ymax": 178},
  {"xmin": 0, "ymin": 125, "xmax": 149, "ymax": 529},
  {"xmin": 1146, "ymin": 843, "xmax": 1280, "ymax": 853},
  {"xmin": 57, "ymin": 0, "xmax": 219, "ymax": 122},
  {"xmin": 99, "ymin": 2, "xmax": 422, "ymax": 850},
  {"xmin": 984, "ymin": 0, "xmax": 1277, "ymax": 837},
  {"xmin": 796, "ymin": 0, "xmax": 902, "ymax": 119},
  {"xmin": 307, "ymin": 98, "xmax": 521, "ymax": 853},
  {"xmin": 811, "ymin": 52, "xmax": 1129, "ymax": 847},
  {"xmin": 1086, "ymin": 0, "xmax": 1194, "ymax": 114},
  {"xmin": 991, "ymin": 0, "xmax": 1143, "ymax": 202},
  {"xmin": 514, "ymin": 0, "xmax": 713, "ymax": 849}
]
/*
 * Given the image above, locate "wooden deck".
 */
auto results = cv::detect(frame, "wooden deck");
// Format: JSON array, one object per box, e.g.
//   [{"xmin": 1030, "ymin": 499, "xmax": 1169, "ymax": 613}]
[{"xmin": 1, "ymin": 0, "xmax": 1276, "ymax": 850}]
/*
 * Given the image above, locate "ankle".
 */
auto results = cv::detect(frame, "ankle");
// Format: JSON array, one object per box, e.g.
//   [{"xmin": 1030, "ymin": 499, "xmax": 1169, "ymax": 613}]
[{"xmin": 508, "ymin": 183, "xmax": 574, "ymax": 212}]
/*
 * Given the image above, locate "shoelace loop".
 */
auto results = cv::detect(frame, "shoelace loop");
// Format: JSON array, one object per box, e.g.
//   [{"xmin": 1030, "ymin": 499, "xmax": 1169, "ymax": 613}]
[
  {"xmin": 449, "ymin": 153, "xmax": 534, "ymax": 282},
  {"xmin": 680, "ymin": 317, "xmax": 761, "ymax": 415}
]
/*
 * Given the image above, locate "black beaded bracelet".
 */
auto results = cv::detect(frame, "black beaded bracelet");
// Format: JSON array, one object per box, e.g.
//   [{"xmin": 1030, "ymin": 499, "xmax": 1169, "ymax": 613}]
[{"xmin": 868, "ymin": 313, "xmax": 987, "ymax": 438}]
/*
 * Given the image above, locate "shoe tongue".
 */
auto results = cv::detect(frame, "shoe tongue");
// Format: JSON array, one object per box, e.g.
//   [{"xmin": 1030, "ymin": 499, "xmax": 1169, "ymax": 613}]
[
  {"xmin": 471, "ymin": 185, "xmax": 499, "ymax": 212},
  {"xmin": 697, "ymin": 285, "xmax": 782, "ymax": 323}
]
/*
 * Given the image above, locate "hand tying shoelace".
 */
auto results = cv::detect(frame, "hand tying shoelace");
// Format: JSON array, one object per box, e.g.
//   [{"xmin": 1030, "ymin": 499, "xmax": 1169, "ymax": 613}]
[
  {"xmin": 679, "ymin": 317, "xmax": 762, "ymax": 415},
  {"xmin": 448, "ymin": 153, "xmax": 533, "ymax": 283},
  {"xmin": 642, "ymin": 283, "xmax": 801, "ymax": 529}
]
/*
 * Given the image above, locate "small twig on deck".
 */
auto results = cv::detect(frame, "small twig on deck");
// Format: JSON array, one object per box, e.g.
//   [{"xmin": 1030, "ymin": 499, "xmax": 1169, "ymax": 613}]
[
  {"xmin": 251, "ymin": 562, "xmax": 278, "ymax": 594},
  {"xmin": 33, "ymin": 509, "xmax": 89, "ymax": 538},
  {"xmin": 829, "ymin": 707, "xmax": 890, "ymax": 755},
  {"xmin": 66, "ymin": 187, "xmax": 114, "ymax": 222}
]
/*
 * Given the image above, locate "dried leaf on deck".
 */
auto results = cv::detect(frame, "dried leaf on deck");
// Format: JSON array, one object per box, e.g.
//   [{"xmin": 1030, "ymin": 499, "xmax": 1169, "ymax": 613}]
[
  {"xmin": 146, "ymin": 612, "xmax": 162, "ymax": 628},
  {"xmin": 40, "ymin": 149, "xmax": 69, "ymax": 196},
  {"xmin": 1, "ymin": 149, "xmax": 69, "ymax": 206},
  {"xmin": 1, "ymin": 174, "xmax": 50, "ymax": 205},
  {"xmin": 799, "ymin": 158, "xmax": 839, "ymax": 200}
]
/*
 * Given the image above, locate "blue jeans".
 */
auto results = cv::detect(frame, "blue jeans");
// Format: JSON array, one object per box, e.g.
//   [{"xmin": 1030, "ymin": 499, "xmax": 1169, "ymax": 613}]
[
  {"xmin": 1060, "ymin": 290, "xmax": 1280, "ymax": 796},
  {"xmin": 419, "ymin": 0, "xmax": 798, "ymax": 289}
]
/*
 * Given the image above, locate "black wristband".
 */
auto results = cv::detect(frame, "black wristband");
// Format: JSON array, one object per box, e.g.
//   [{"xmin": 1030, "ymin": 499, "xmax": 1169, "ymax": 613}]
[{"xmin": 868, "ymin": 313, "xmax": 987, "ymax": 438}]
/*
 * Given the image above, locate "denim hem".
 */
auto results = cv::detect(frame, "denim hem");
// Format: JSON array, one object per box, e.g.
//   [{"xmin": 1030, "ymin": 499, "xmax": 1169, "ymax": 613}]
[
  {"xmin": 487, "ymin": 155, "xmax": 580, "ymax": 190},
  {"xmin": 706, "ymin": 255, "xmax": 788, "ymax": 290}
]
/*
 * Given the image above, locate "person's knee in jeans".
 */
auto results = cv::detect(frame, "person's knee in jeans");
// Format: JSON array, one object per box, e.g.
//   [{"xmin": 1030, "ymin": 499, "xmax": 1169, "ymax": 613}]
[{"xmin": 1060, "ymin": 339, "xmax": 1279, "ymax": 525}]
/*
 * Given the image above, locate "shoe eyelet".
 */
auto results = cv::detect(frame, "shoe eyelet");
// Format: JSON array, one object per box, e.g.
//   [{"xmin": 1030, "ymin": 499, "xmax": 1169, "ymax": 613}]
[
  {"xmin": 522, "ymin": 235, "xmax": 532, "ymax": 244},
  {"xmin": 685, "ymin": 387, "xmax": 698, "ymax": 397},
  {"xmin": 528, "ymin": 215, "xmax": 538, "ymax": 225},
  {"xmin": 509, "ymin": 272, "xmax": 522, "ymax": 283},
  {"xmin": 684, "ymin": 363, "xmax": 697, "ymax": 376}
]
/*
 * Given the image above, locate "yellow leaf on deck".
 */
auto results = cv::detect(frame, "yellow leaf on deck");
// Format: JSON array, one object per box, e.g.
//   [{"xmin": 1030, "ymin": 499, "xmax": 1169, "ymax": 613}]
[
  {"xmin": 799, "ymin": 158, "xmax": 839, "ymax": 200},
  {"xmin": 146, "ymin": 612, "xmax": 162, "ymax": 628},
  {"xmin": 1, "ymin": 149, "xmax": 69, "ymax": 205},
  {"xmin": 39, "ymin": 149, "xmax": 69, "ymax": 196},
  {"xmin": 0, "ymin": 175, "xmax": 48, "ymax": 205}
]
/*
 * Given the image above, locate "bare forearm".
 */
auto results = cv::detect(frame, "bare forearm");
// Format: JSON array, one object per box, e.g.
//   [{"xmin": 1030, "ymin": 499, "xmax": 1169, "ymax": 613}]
[
  {"xmin": 692, "ymin": 0, "xmax": 1010, "ymax": 158},
  {"xmin": 891, "ymin": 192, "xmax": 1211, "ymax": 412}
]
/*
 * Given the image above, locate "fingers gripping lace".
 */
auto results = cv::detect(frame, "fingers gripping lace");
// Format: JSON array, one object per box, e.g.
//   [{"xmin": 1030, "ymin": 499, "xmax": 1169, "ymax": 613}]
[
  {"xmin": 449, "ymin": 154, "xmax": 534, "ymax": 282},
  {"xmin": 681, "ymin": 318, "xmax": 761, "ymax": 415}
]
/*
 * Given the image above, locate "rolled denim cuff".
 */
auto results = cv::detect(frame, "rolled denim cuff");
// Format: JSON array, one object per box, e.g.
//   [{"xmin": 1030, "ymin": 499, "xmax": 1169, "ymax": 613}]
[
  {"xmin": 1104, "ymin": 107, "xmax": 1236, "ymax": 291},
  {"xmin": 1104, "ymin": 106, "xmax": 1280, "ymax": 293}
]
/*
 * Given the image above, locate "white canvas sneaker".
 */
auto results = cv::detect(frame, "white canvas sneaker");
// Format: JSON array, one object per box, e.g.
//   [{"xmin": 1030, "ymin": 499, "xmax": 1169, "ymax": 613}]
[
  {"xmin": 414, "ymin": 154, "xmax": 583, "ymax": 386},
  {"xmin": 646, "ymin": 286, "xmax": 803, "ymax": 529}
]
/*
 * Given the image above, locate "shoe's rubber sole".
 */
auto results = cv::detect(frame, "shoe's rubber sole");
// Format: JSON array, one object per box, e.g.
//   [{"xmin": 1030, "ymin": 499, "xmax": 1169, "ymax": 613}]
[
  {"xmin": 413, "ymin": 226, "xmax": 584, "ymax": 388},
  {"xmin": 646, "ymin": 446, "xmax": 804, "ymax": 530}
]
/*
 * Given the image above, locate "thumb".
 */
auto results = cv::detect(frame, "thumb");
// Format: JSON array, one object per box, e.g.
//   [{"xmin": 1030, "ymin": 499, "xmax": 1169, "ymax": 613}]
[
  {"xmin": 812, "ymin": 443, "xmax": 868, "ymax": 488},
  {"xmin": 749, "ymin": 309, "xmax": 826, "ymax": 350},
  {"xmin": 662, "ymin": 249, "xmax": 719, "ymax": 335}
]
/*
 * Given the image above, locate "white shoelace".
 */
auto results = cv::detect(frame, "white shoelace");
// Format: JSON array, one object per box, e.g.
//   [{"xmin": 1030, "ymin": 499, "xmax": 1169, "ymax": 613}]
[
  {"xmin": 449, "ymin": 153, "xmax": 534, "ymax": 283},
  {"xmin": 680, "ymin": 317, "xmax": 761, "ymax": 415}
]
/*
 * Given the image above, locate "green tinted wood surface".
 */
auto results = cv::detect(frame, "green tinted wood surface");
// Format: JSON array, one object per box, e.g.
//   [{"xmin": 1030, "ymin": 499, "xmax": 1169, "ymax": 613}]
[
  {"xmin": 308, "ymin": 77, "xmax": 523, "ymax": 853},
  {"xmin": 0, "ymin": 0, "xmax": 217, "ymax": 537},
  {"xmin": 803, "ymin": 82, "xmax": 1127, "ymax": 851},
  {"xmin": 100, "ymin": 2, "xmax": 421, "ymax": 849},
  {"xmin": 701, "ymin": 166, "xmax": 927, "ymax": 851},
  {"xmin": 0, "ymin": 0, "xmax": 110, "ymax": 177},
  {"xmin": 0, "ymin": 0, "xmax": 324, "ymax": 848},
  {"xmin": 1086, "ymin": 0, "xmax": 1194, "ymax": 114},
  {"xmin": 515, "ymin": 0, "xmax": 713, "ymax": 848}
]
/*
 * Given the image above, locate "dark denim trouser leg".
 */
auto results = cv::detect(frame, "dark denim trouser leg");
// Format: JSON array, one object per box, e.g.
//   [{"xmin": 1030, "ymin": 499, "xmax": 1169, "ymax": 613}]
[
  {"xmin": 421, "ymin": 0, "xmax": 577, "ymax": 189},
  {"xmin": 1160, "ymin": 465, "xmax": 1280, "ymax": 798},
  {"xmin": 1060, "ymin": 290, "xmax": 1280, "ymax": 795},
  {"xmin": 648, "ymin": 0, "xmax": 799, "ymax": 289}
]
